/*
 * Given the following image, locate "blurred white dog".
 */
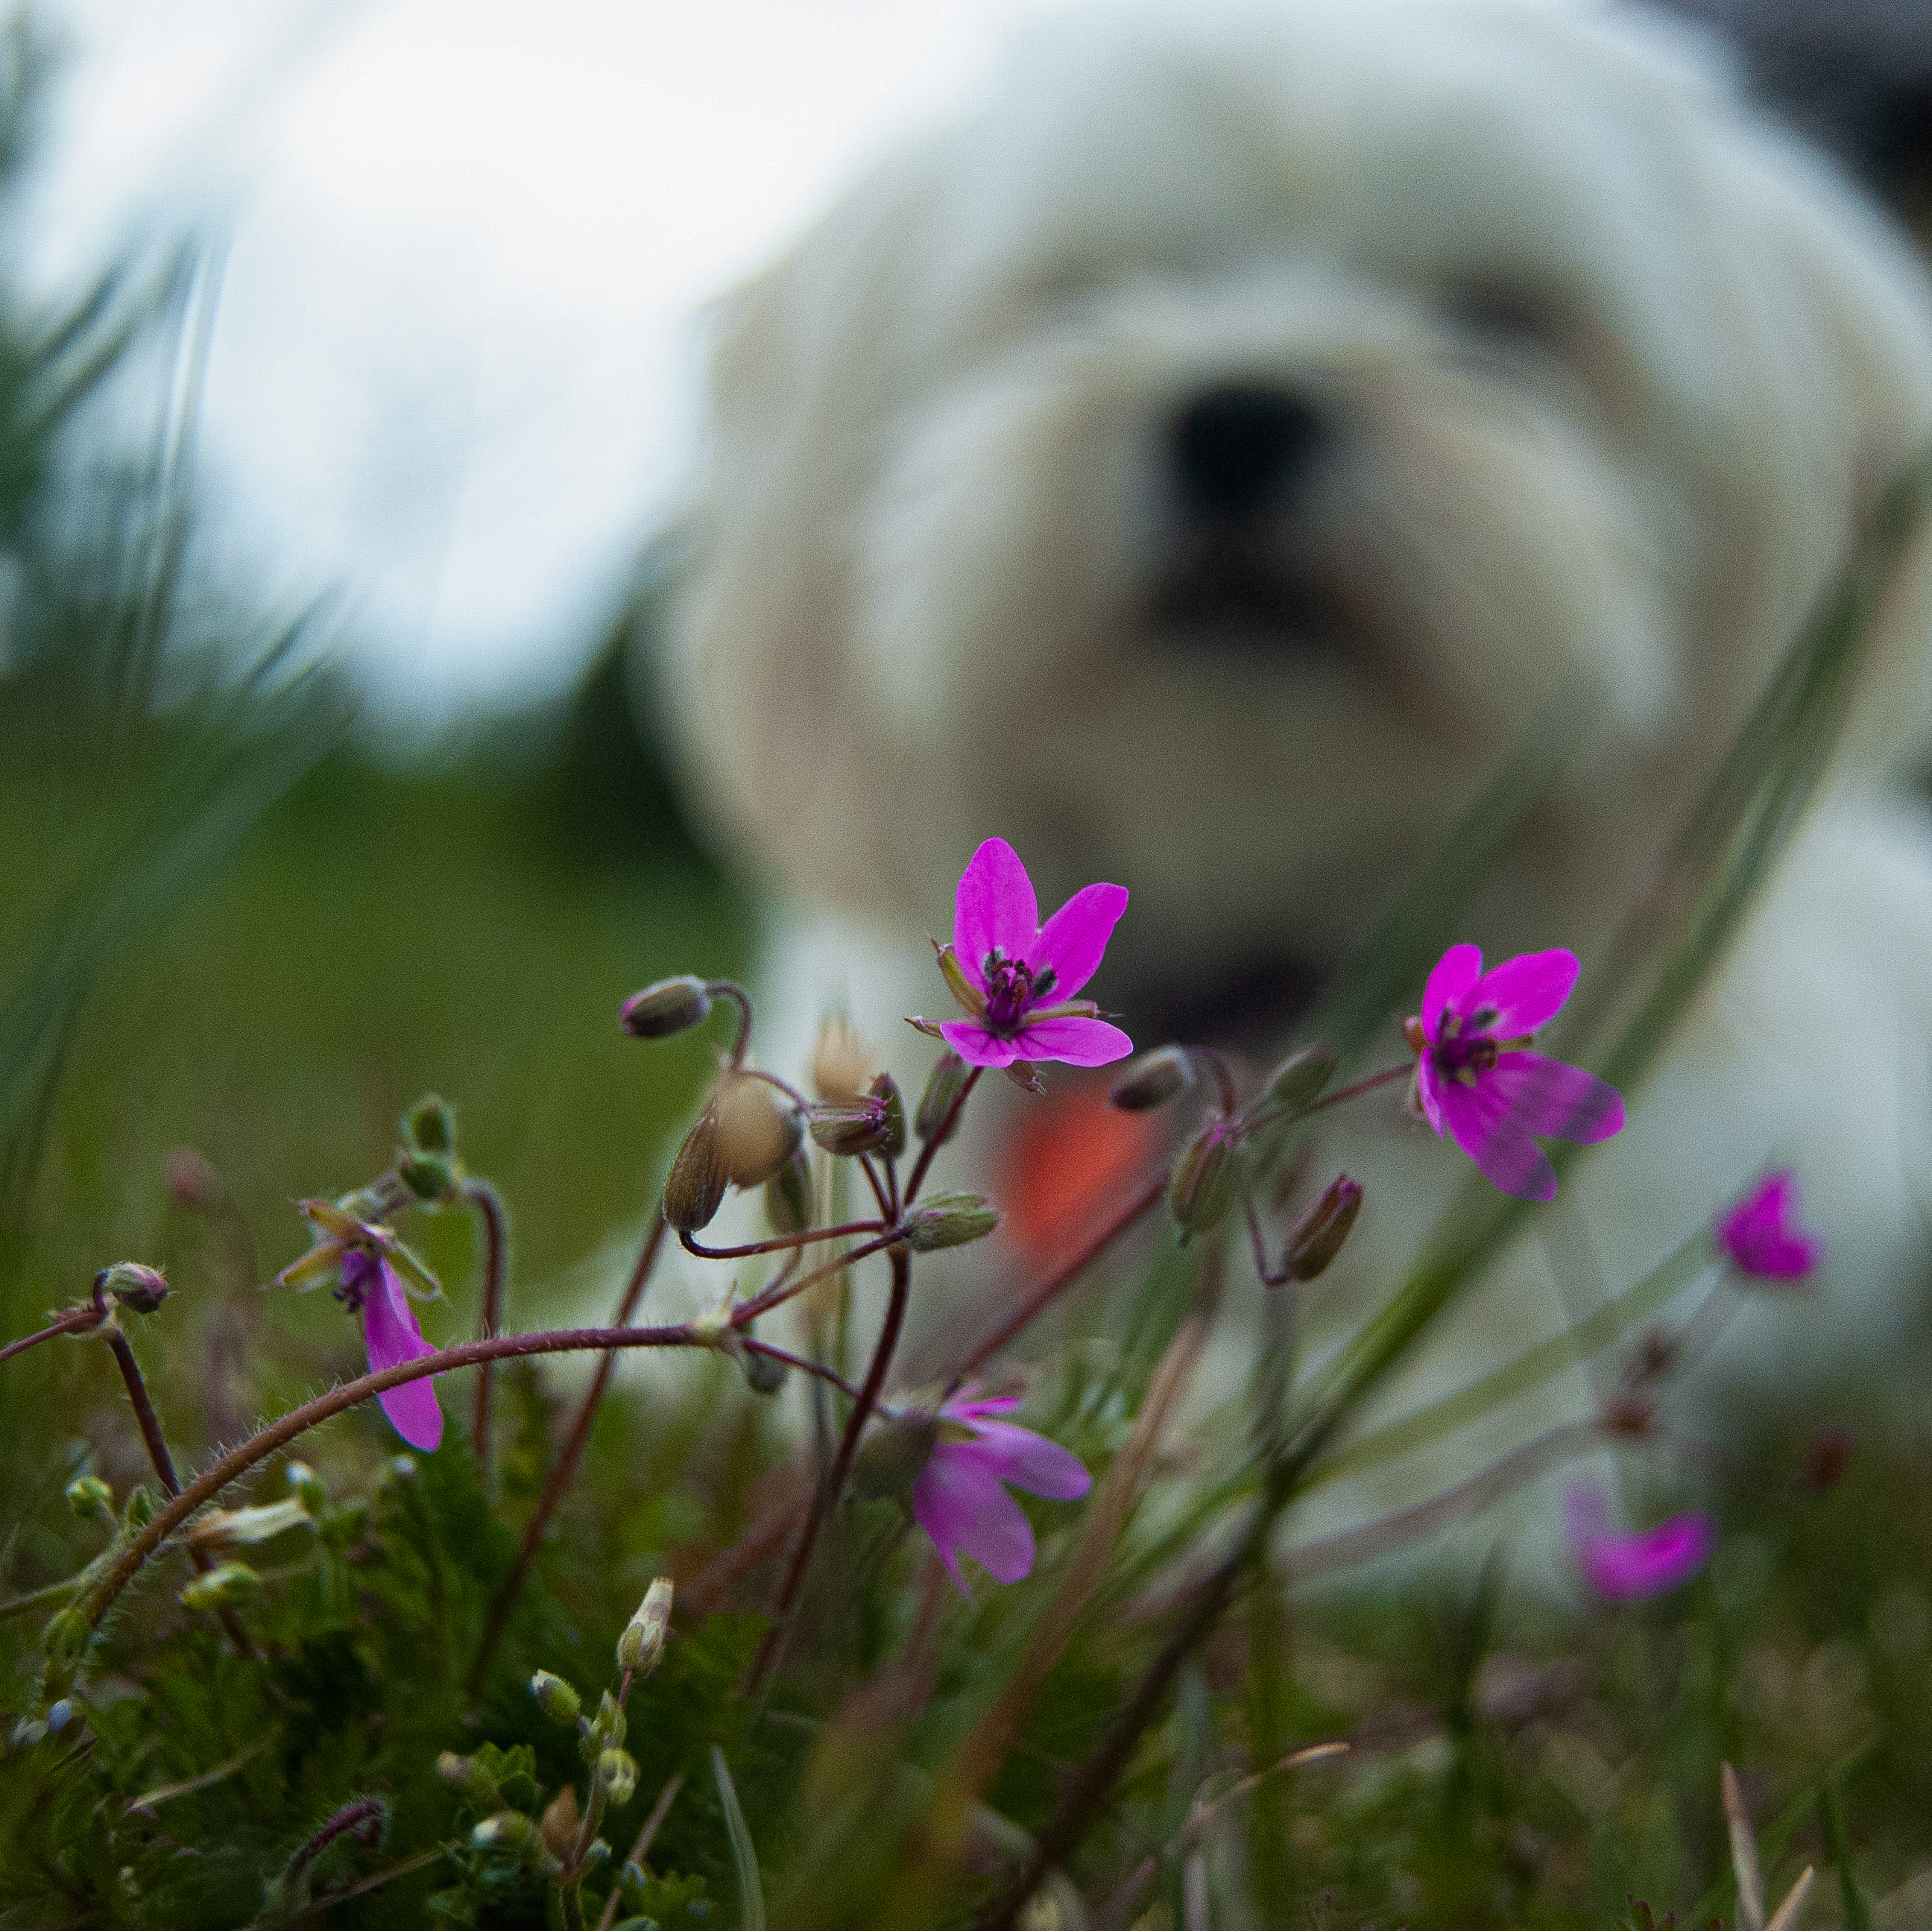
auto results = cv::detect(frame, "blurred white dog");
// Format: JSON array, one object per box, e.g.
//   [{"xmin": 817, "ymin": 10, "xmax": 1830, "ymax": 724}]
[{"xmin": 658, "ymin": 0, "xmax": 1932, "ymax": 1367}]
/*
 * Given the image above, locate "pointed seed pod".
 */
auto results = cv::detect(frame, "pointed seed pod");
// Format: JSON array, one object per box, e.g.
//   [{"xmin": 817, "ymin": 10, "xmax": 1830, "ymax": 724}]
[
  {"xmin": 809, "ymin": 1098, "xmax": 891, "ymax": 1157},
  {"xmin": 1281, "ymin": 1175, "xmax": 1363, "ymax": 1282},
  {"xmin": 1110, "ymin": 1046, "xmax": 1193, "ymax": 1111},
  {"xmin": 915, "ymin": 1050, "xmax": 971, "ymax": 1144},
  {"xmin": 616, "ymin": 1576, "xmax": 674, "ymax": 1676},
  {"xmin": 621, "ymin": 974, "xmax": 713, "ymax": 1040},
  {"xmin": 1263, "ymin": 1045, "xmax": 1339, "ymax": 1117},
  {"xmin": 869, "ymin": 1072, "xmax": 907, "ymax": 1161},
  {"xmin": 901, "ymin": 1192, "xmax": 1000, "ymax": 1251},
  {"xmin": 1169, "ymin": 1126, "xmax": 1237, "ymax": 1241},
  {"xmin": 663, "ymin": 1104, "xmax": 727, "ymax": 1232},
  {"xmin": 530, "ymin": 1669, "xmax": 582, "ymax": 1725},
  {"xmin": 714, "ymin": 1072, "xmax": 804, "ymax": 1188}
]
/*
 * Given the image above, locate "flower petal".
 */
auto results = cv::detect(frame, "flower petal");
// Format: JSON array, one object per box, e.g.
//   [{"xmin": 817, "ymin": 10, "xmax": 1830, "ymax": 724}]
[
  {"xmin": 952, "ymin": 1420, "xmax": 1092, "ymax": 1500},
  {"xmin": 914, "ymin": 1447, "xmax": 1036, "ymax": 1589},
  {"xmin": 1716, "ymin": 1172, "xmax": 1823, "ymax": 1281},
  {"xmin": 953, "ymin": 838, "xmax": 1038, "ymax": 989},
  {"xmin": 1421, "ymin": 944, "xmax": 1483, "ymax": 1037},
  {"xmin": 1488, "ymin": 1052, "xmax": 1624, "ymax": 1144},
  {"xmin": 362, "ymin": 1257, "xmax": 443, "ymax": 1452},
  {"xmin": 1579, "ymin": 1513, "xmax": 1714, "ymax": 1600},
  {"xmin": 1014, "ymin": 1014, "xmax": 1134, "ymax": 1067},
  {"xmin": 1436, "ymin": 1073, "xmax": 1558, "ymax": 1201},
  {"xmin": 1031, "ymin": 882, "xmax": 1128, "ymax": 999},
  {"xmin": 939, "ymin": 1020, "xmax": 1022, "ymax": 1069},
  {"xmin": 1466, "ymin": 949, "xmax": 1579, "ymax": 1035},
  {"xmin": 1415, "ymin": 1057, "xmax": 1446, "ymax": 1136}
]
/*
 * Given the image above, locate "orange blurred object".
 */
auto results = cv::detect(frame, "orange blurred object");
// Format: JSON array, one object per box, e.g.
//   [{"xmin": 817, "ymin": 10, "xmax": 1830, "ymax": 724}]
[{"xmin": 999, "ymin": 1078, "xmax": 1163, "ymax": 1269}]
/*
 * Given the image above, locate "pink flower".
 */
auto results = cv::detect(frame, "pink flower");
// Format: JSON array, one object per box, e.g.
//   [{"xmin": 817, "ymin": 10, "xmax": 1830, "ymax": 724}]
[
  {"xmin": 1715, "ymin": 1172, "xmax": 1822, "ymax": 1281},
  {"xmin": 338, "ymin": 1247, "xmax": 444, "ymax": 1452},
  {"xmin": 912, "ymin": 1391, "xmax": 1091, "ymax": 1592},
  {"xmin": 1407, "ymin": 944, "xmax": 1624, "ymax": 1201},
  {"xmin": 935, "ymin": 838, "xmax": 1132, "ymax": 1071},
  {"xmin": 1565, "ymin": 1486, "xmax": 1713, "ymax": 1600}
]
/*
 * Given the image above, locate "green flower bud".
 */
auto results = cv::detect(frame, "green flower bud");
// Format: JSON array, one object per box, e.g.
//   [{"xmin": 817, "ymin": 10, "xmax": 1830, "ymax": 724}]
[
  {"xmin": 868, "ymin": 1072, "xmax": 907, "ymax": 1161},
  {"xmin": 809, "ymin": 1098, "xmax": 891, "ymax": 1157},
  {"xmin": 402, "ymin": 1094, "xmax": 455, "ymax": 1154},
  {"xmin": 900, "ymin": 1192, "xmax": 1001, "ymax": 1252},
  {"xmin": 283, "ymin": 1460, "xmax": 329, "ymax": 1516},
  {"xmin": 743, "ymin": 1344, "xmax": 788, "ymax": 1396},
  {"xmin": 397, "ymin": 1152, "xmax": 456, "ymax": 1201},
  {"xmin": 1110, "ymin": 1046, "xmax": 1193, "ymax": 1111},
  {"xmin": 714, "ymin": 1072, "xmax": 804, "ymax": 1188},
  {"xmin": 1169, "ymin": 1125, "xmax": 1237, "ymax": 1242},
  {"xmin": 180, "ymin": 1561, "xmax": 262, "ymax": 1611},
  {"xmin": 599, "ymin": 1748, "xmax": 640, "ymax": 1807},
  {"xmin": 1260, "ymin": 1044, "xmax": 1339, "ymax": 1119},
  {"xmin": 914, "ymin": 1050, "xmax": 971, "ymax": 1145},
  {"xmin": 663, "ymin": 1104, "xmax": 727, "ymax": 1233},
  {"xmin": 1281, "ymin": 1175, "xmax": 1363, "ymax": 1282},
  {"xmin": 530, "ymin": 1669, "xmax": 582, "ymax": 1725},
  {"xmin": 98, "ymin": 1262, "xmax": 168, "ymax": 1315},
  {"xmin": 41, "ymin": 1608, "xmax": 89, "ymax": 1670},
  {"xmin": 616, "ymin": 1577, "xmax": 673, "ymax": 1676},
  {"xmin": 471, "ymin": 1810, "xmax": 558, "ymax": 1874},
  {"xmin": 764, "ymin": 1148, "xmax": 812, "ymax": 1236},
  {"xmin": 122, "ymin": 1485, "xmax": 158, "ymax": 1530},
  {"xmin": 621, "ymin": 975, "xmax": 713, "ymax": 1040},
  {"xmin": 66, "ymin": 1475, "xmax": 113, "ymax": 1521},
  {"xmin": 850, "ymin": 1411, "xmax": 940, "ymax": 1502},
  {"xmin": 590, "ymin": 1689, "xmax": 626, "ymax": 1753}
]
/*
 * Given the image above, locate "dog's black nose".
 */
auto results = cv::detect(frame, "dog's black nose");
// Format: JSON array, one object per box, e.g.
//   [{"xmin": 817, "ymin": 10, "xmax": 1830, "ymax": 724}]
[{"xmin": 1168, "ymin": 382, "xmax": 1325, "ymax": 520}]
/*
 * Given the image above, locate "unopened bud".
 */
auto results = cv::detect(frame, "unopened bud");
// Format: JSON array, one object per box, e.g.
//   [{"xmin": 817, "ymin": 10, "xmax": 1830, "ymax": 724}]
[
  {"xmin": 530, "ymin": 1669, "xmax": 582, "ymax": 1725},
  {"xmin": 812, "ymin": 1014, "xmax": 874, "ymax": 1100},
  {"xmin": 123, "ymin": 1485, "xmax": 157, "ymax": 1530},
  {"xmin": 1261, "ymin": 1045, "xmax": 1338, "ymax": 1117},
  {"xmin": 617, "ymin": 1576, "xmax": 674, "ymax": 1676},
  {"xmin": 901, "ymin": 1192, "xmax": 1000, "ymax": 1251},
  {"xmin": 1805, "ymin": 1424, "xmax": 1854, "ymax": 1493},
  {"xmin": 180, "ymin": 1561, "xmax": 262, "ymax": 1611},
  {"xmin": 869, "ymin": 1073, "xmax": 907, "ymax": 1160},
  {"xmin": 397, "ymin": 1152, "xmax": 456, "ymax": 1201},
  {"xmin": 584, "ymin": 1689, "xmax": 626, "ymax": 1757},
  {"xmin": 98, "ymin": 1262, "xmax": 168, "ymax": 1315},
  {"xmin": 41, "ymin": 1609, "xmax": 89, "ymax": 1670},
  {"xmin": 743, "ymin": 1344, "xmax": 788, "ymax": 1395},
  {"xmin": 1280, "ymin": 1175, "xmax": 1363, "ymax": 1282},
  {"xmin": 663, "ymin": 1104, "xmax": 727, "ymax": 1233},
  {"xmin": 1169, "ymin": 1125, "xmax": 1237, "ymax": 1240},
  {"xmin": 599, "ymin": 1748, "xmax": 639, "ymax": 1807},
  {"xmin": 286, "ymin": 1460, "xmax": 329, "ymax": 1514},
  {"xmin": 850, "ymin": 1411, "xmax": 940, "ymax": 1502},
  {"xmin": 621, "ymin": 974, "xmax": 713, "ymax": 1040},
  {"xmin": 915, "ymin": 1051, "xmax": 971, "ymax": 1144},
  {"xmin": 1110, "ymin": 1046, "xmax": 1193, "ymax": 1111},
  {"xmin": 66, "ymin": 1475, "xmax": 113, "ymax": 1521},
  {"xmin": 472, "ymin": 1810, "xmax": 556, "ymax": 1873},
  {"xmin": 809, "ymin": 1098, "xmax": 891, "ymax": 1157},
  {"xmin": 403, "ymin": 1095, "xmax": 455, "ymax": 1154},
  {"xmin": 539, "ymin": 1785, "xmax": 581, "ymax": 1858},
  {"xmin": 765, "ymin": 1149, "xmax": 812, "ymax": 1235},
  {"xmin": 715, "ymin": 1072, "xmax": 804, "ymax": 1189}
]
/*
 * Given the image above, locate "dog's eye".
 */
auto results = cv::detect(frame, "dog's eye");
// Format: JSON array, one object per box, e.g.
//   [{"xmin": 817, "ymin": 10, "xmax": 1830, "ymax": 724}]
[{"xmin": 1441, "ymin": 279, "xmax": 1568, "ymax": 357}]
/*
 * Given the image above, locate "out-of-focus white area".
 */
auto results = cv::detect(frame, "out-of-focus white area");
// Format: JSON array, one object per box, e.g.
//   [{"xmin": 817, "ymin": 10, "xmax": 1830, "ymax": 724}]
[{"xmin": 17, "ymin": 0, "xmax": 1082, "ymax": 722}]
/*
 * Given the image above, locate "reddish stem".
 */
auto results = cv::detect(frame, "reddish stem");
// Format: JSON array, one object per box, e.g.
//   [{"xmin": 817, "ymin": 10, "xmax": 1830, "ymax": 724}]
[
  {"xmin": 680, "ymin": 1218, "xmax": 885, "ymax": 1262},
  {"xmin": 0, "ymin": 1304, "xmax": 103, "ymax": 1365},
  {"xmin": 466, "ymin": 1178, "xmax": 510, "ymax": 1494},
  {"xmin": 1298, "ymin": 1061, "xmax": 1413, "ymax": 1119},
  {"xmin": 902, "ymin": 1064, "xmax": 983, "ymax": 1205}
]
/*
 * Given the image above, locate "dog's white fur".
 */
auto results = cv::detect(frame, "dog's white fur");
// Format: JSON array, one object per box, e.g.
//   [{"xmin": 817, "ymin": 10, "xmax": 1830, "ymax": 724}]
[{"xmin": 658, "ymin": 0, "xmax": 1932, "ymax": 1386}]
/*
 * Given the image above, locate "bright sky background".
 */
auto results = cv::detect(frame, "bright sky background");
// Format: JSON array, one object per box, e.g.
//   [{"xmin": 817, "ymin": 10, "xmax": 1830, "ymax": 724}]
[{"xmin": 23, "ymin": 0, "xmax": 1086, "ymax": 721}]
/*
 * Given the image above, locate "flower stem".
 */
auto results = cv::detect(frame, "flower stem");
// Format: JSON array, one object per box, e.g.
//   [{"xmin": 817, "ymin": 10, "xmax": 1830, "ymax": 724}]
[
  {"xmin": 679, "ymin": 1219, "xmax": 886, "ymax": 1261},
  {"xmin": 1298, "ymin": 1061, "xmax": 1414, "ymax": 1118},
  {"xmin": 730, "ymin": 1230, "xmax": 902, "ymax": 1325},
  {"xmin": 902, "ymin": 1065, "xmax": 982, "ymax": 1204},
  {"xmin": 466, "ymin": 1210, "xmax": 669, "ymax": 1695},
  {"xmin": 594, "ymin": 1774, "xmax": 684, "ymax": 1931},
  {"xmin": 707, "ymin": 980, "xmax": 755, "ymax": 1067},
  {"xmin": 465, "ymin": 1178, "xmax": 509, "ymax": 1497},
  {"xmin": 0, "ymin": 1303, "xmax": 103, "ymax": 1365},
  {"xmin": 743, "ymin": 1242, "xmax": 913, "ymax": 1698}
]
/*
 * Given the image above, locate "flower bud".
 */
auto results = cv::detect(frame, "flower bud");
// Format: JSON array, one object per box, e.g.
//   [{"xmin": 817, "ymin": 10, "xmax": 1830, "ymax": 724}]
[
  {"xmin": 764, "ymin": 1148, "xmax": 812, "ymax": 1236},
  {"xmin": 869, "ymin": 1072, "xmax": 907, "ymax": 1161},
  {"xmin": 617, "ymin": 1576, "xmax": 674, "ymax": 1676},
  {"xmin": 809, "ymin": 1098, "xmax": 891, "ymax": 1158},
  {"xmin": 584, "ymin": 1689, "xmax": 627, "ymax": 1756},
  {"xmin": 402, "ymin": 1095, "xmax": 455, "ymax": 1154},
  {"xmin": 122, "ymin": 1485, "xmax": 157, "ymax": 1530},
  {"xmin": 599, "ymin": 1748, "xmax": 639, "ymax": 1807},
  {"xmin": 66, "ymin": 1475, "xmax": 113, "ymax": 1521},
  {"xmin": 530, "ymin": 1669, "xmax": 582, "ymax": 1725},
  {"xmin": 98, "ymin": 1262, "xmax": 168, "ymax": 1315},
  {"xmin": 901, "ymin": 1192, "xmax": 1001, "ymax": 1251},
  {"xmin": 286, "ymin": 1460, "xmax": 330, "ymax": 1514},
  {"xmin": 915, "ymin": 1051, "xmax": 971, "ymax": 1144},
  {"xmin": 1261, "ymin": 1045, "xmax": 1338, "ymax": 1117},
  {"xmin": 180, "ymin": 1561, "xmax": 262, "ymax": 1611},
  {"xmin": 1169, "ymin": 1125, "xmax": 1237, "ymax": 1240},
  {"xmin": 539, "ymin": 1786, "xmax": 581, "ymax": 1859},
  {"xmin": 621, "ymin": 974, "xmax": 713, "ymax": 1040},
  {"xmin": 438, "ymin": 1751, "xmax": 500, "ymax": 1809},
  {"xmin": 743, "ymin": 1345, "xmax": 789, "ymax": 1396},
  {"xmin": 663, "ymin": 1104, "xmax": 727, "ymax": 1233},
  {"xmin": 714, "ymin": 1072, "xmax": 804, "ymax": 1189},
  {"xmin": 850, "ymin": 1411, "xmax": 940, "ymax": 1502},
  {"xmin": 812, "ymin": 1014, "xmax": 874, "ymax": 1100},
  {"xmin": 1110, "ymin": 1046, "xmax": 1193, "ymax": 1111},
  {"xmin": 41, "ymin": 1609, "xmax": 89, "ymax": 1671},
  {"xmin": 1280, "ymin": 1175, "xmax": 1363, "ymax": 1282},
  {"xmin": 396, "ymin": 1153, "xmax": 456, "ymax": 1201},
  {"xmin": 472, "ymin": 1810, "xmax": 558, "ymax": 1873}
]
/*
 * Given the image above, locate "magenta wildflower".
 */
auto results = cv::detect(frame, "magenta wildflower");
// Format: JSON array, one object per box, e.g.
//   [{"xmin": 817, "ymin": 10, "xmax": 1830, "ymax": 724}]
[
  {"xmin": 935, "ymin": 837, "xmax": 1132, "ymax": 1071},
  {"xmin": 912, "ymin": 1390, "xmax": 1091, "ymax": 1592},
  {"xmin": 1715, "ymin": 1171, "xmax": 1822, "ymax": 1281},
  {"xmin": 1565, "ymin": 1486, "xmax": 1713, "ymax": 1600},
  {"xmin": 1407, "ymin": 944, "xmax": 1623, "ymax": 1201},
  {"xmin": 338, "ymin": 1248, "xmax": 443, "ymax": 1452}
]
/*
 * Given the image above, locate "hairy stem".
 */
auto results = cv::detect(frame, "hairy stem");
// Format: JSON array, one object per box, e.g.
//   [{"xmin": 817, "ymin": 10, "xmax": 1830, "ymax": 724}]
[
  {"xmin": 466, "ymin": 1178, "xmax": 510, "ymax": 1497},
  {"xmin": 0, "ymin": 1304, "xmax": 103, "ymax": 1365}
]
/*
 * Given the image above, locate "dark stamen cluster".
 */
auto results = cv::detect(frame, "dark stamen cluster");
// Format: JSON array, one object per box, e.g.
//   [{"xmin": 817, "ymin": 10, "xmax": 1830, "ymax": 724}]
[{"xmin": 982, "ymin": 952, "xmax": 1055, "ymax": 1034}]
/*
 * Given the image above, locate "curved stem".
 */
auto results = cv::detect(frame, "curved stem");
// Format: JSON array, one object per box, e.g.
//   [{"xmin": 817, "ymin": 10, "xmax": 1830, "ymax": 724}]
[
  {"xmin": 741, "ymin": 1338, "xmax": 865, "ymax": 1403},
  {"xmin": 903, "ymin": 1065, "xmax": 982, "ymax": 1205},
  {"xmin": 80, "ymin": 1316, "xmax": 701, "ymax": 1634},
  {"xmin": 730, "ymin": 1230, "xmax": 901, "ymax": 1326},
  {"xmin": 0, "ymin": 1304, "xmax": 103, "ymax": 1365},
  {"xmin": 706, "ymin": 980, "xmax": 755, "ymax": 1067},
  {"xmin": 681, "ymin": 1219, "xmax": 885, "ymax": 1262},
  {"xmin": 466, "ymin": 1210, "xmax": 669, "ymax": 1694},
  {"xmin": 1297, "ymin": 1061, "xmax": 1413, "ymax": 1119},
  {"xmin": 743, "ymin": 1242, "xmax": 912, "ymax": 1698},
  {"xmin": 465, "ymin": 1179, "xmax": 510, "ymax": 1494},
  {"xmin": 1184, "ymin": 1046, "xmax": 1239, "ymax": 1117}
]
